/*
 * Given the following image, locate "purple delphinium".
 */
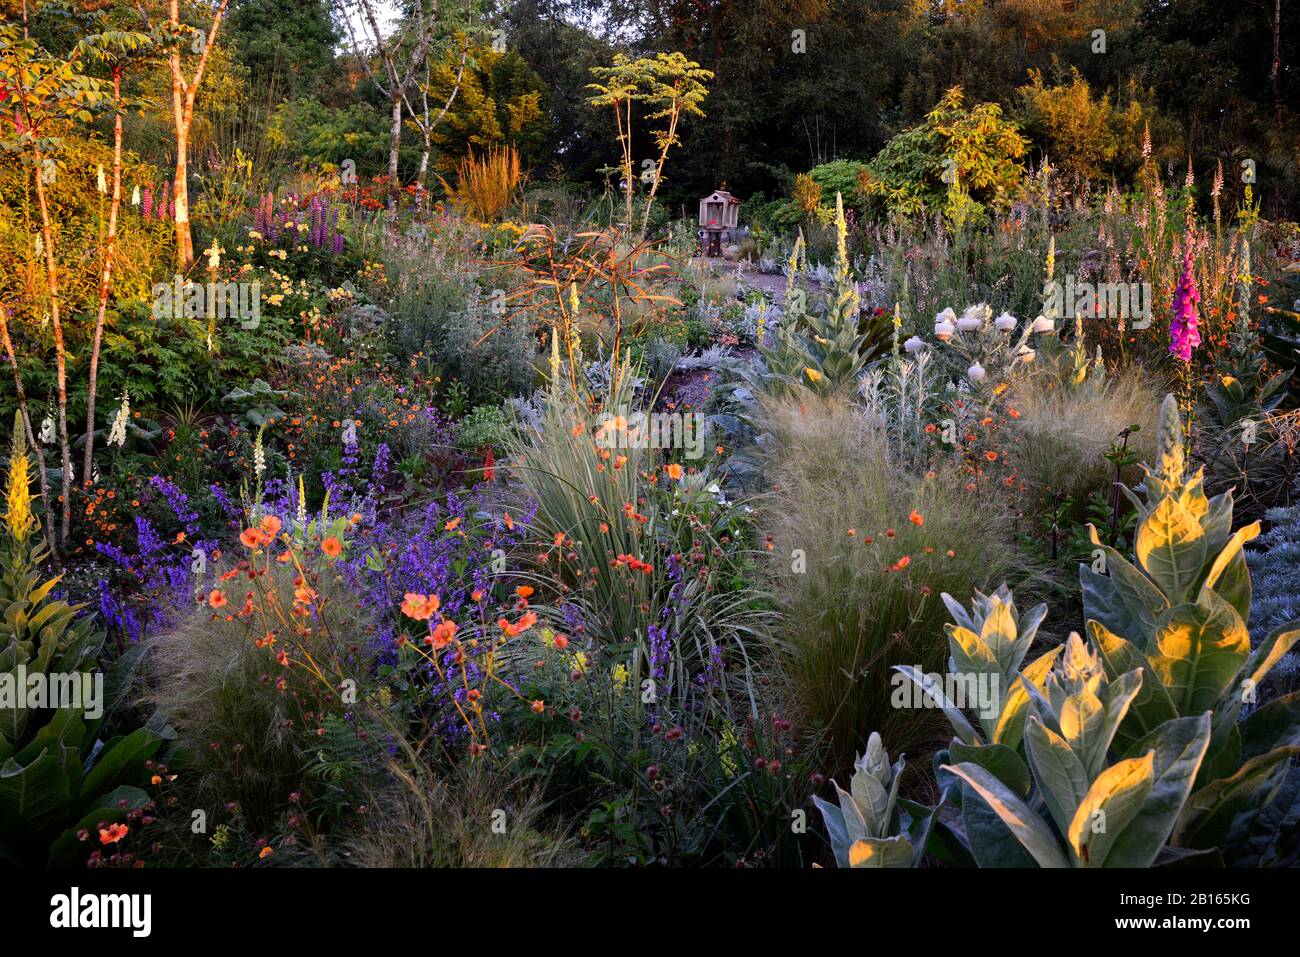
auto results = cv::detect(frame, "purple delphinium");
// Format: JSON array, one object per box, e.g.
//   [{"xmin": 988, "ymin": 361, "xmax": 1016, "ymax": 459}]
[{"xmin": 1170, "ymin": 241, "xmax": 1201, "ymax": 362}]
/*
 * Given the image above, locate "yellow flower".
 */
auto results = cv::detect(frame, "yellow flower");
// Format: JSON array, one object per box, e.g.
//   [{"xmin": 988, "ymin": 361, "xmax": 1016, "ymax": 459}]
[
  {"xmin": 570, "ymin": 651, "xmax": 589, "ymax": 674},
  {"xmin": 612, "ymin": 663, "xmax": 629, "ymax": 688},
  {"xmin": 4, "ymin": 448, "xmax": 34, "ymax": 543}
]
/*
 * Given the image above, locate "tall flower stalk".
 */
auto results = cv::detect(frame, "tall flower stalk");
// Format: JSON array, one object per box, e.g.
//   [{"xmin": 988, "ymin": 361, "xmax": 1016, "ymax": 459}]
[{"xmin": 1170, "ymin": 233, "xmax": 1201, "ymax": 435}]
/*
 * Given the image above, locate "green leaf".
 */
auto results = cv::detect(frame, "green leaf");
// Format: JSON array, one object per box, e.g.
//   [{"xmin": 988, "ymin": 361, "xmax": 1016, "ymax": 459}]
[
  {"xmin": 893, "ymin": 664, "xmax": 979, "ymax": 744},
  {"xmin": 1024, "ymin": 716, "xmax": 1089, "ymax": 837},
  {"xmin": 1239, "ymin": 690, "xmax": 1300, "ymax": 760},
  {"xmin": 992, "ymin": 646, "xmax": 1062, "ymax": 749},
  {"xmin": 1067, "ymin": 752, "xmax": 1154, "ymax": 867},
  {"xmin": 1104, "ymin": 714, "xmax": 1211, "ymax": 867},
  {"xmin": 847, "ymin": 835, "xmax": 914, "ymax": 868},
  {"xmin": 79, "ymin": 727, "xmax": 162, "ymax": 811},
  {"xmin": 944, "ymin": 762, "xmax": 1070, "ymax": 868},
  {"xmin": 1089, "ymin": 620, "xmax": 1178, "ymax": 751},
  {"xmin": 949, "ymin": 741, "xmax": 1031, "ymax": 797},
  {"xmin": 1148, "ymin": 598, "xmax": 1250, "ymax": 716},
  {"xmin": 1136, "ymin": 495, "xmax": 1207, "ymax": 603},
  {"xmin": 1175, "ymin": 746, "xmax": 1300, "ymax": 848}
]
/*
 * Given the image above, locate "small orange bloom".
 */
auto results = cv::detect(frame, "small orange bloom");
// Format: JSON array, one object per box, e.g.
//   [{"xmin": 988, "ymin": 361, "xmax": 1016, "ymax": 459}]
[
  {"xmin": 665, "ymin": 463, "xmax": 684, "ymax": 480},
  {"xmin": 908, "ymin": 510, "xmax": 924, "ymax": 526},
  {"xmin": 531, "ymin": 699, "xmax": 545, "ymax": 714},
  {"xmin": 260, "ymin": 515, "xmax": 283, "ymax": 537},
  {"xmin": 99, "ymin": 823, "xmax": 129, "ymax": 845},
  {"xmin": 401, "ymin": 592, "xmax": 440, "ymax": 620},
  {"xmin": 208, "ymin": 589, "xmax": 228, "ymax": 609},
  {"xmin": 321, "ymin": 536, "xmax": 343, "ymax": 559},
  {"xmin": 240, "ymin": 527, "xmax": 266, "ymax": 549},
  {"xmin": 429, "ymin": 619, "xmax": 459, "ymax": 648},
  {"xmin": 259, "ymin": 846, "xmax": 274, "ymax": 859},
  {"xmin": 497, "ymin": 611, "xmax": 538, "ymax": 637},
  {"xmin": 444, "ymin": 517, "xmax": 462, "ymax": 531}
]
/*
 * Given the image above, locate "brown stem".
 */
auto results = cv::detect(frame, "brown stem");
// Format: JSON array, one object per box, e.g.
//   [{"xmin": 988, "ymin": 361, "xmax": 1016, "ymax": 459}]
[
  {"xmin": 30, "ymin": 149, "xmax": 72, "ymax": 543},
  {"xmin": 84, "ymin": 68, "xmax": 124, "ymax": 489}
]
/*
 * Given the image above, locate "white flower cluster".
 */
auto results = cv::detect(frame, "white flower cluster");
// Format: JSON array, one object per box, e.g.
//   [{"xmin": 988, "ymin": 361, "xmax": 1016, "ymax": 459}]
[{"xmin": 900, "ymin": 303, "xmax": 1057, "ymax": 385}]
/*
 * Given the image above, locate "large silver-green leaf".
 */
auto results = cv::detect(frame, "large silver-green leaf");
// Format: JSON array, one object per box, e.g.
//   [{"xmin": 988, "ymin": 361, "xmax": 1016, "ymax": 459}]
[
  {"xmin": 944, "ymin": 762, "xmax": 1070, "ymax": 868},
  {"xmin": 1080, "ymin": 544, "xmax": 1168, "ymax": 651},
  {"xmin": 1089, "ymin": 621, "xmax": 1178, "ymax": 751},
  {"xmin": 949, "ymin": 741, "xmax": 1031, "ymax": 797},
  {"xmin": 1067, "ymin": 752, "xmax": 1155, "ymax": 867},
  {"xmin": 992, "ymin": 646, "xmax": 1062, "ymax": 749},
  {"xmin": 1175, "ymin": 746, "xmax": 1300, "ymax": 849},
  {"xmin": 1105, "ymin": 714, "xmax": 1211, "ymax": 867},
  {"xmin": 1136, "ymin": 495, "xmax": 1208, "ymax": 603},
  {"xmin": 1239, "ymin": 690, "xmax": 1300, "ymax": 760},
  {"xmin": 1148, "ymin": 598, "xmax": 1250, "ymax": 716},
  {"xmin": 812, "ymin": 794, "xmax": 851, "ymax": 868},
  {"xmin": 1088, "ymin": 669, "xmax": 1144, "ymax": 778},
  {"xmin": 1024, "ymin": 716, "xmax": 1089, "ymax": 837},
  {"xmin": 847, "ymin": 835, "xmax": 915, "ymax": 868},
  {"xmin": 1240, "ymin": 621, "xmax": 1300, "ymax": 691},
  {"xmin": 893, "ymin": 664, "xmax": 979, "ymax": 744}
]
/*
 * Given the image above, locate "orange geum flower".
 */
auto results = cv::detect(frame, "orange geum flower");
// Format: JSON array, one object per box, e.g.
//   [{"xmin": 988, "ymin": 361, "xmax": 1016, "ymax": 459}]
[
  {"xmin": 259, "ymin": 846, "xmax": 274, "ymax": 859},
  {"xmin": 259, "ymin": 515, "xmax": 283, "ymax": 537},
  {"xmin": 444, "ymin": 516, "xmax": 461, "ymax": 531},
  {"xmin": 401, "ymin": 592, "xmax": 440, "ymax": 620},
  {"xmin": 429, "ymin": 619, "xmax": 459, "ymax": 648},
  {"xmin": 321, "ymin": 536, "xmax": 343, "ymax": 559},
  {"xmin": 664, "ymin": 463, "xmax": 684, "ymax": 480},
  {"xmin": 908, "ymin": 510, "xmax": 924, "ymax": 526},
  {"xmin": 240, "ymin": 527, "xmax": 267, "ymax": 549},
  {"xmin": 99, "ymin": 823, "xmax": 129, "ymax": 845},
  {"xmin": 516, "ymin": 585, "xmax": 534, "ymax": 599},
  {"xmin": 531, "ymin": 699, "xmax": 545, "ymax": 714},
  {"xmin": 208, "ymin": 589, "xmax": 228, "ymax": 609},
  {"xmin": 497, "ymin": 611, "xmax": 538, "ymax": 637}
]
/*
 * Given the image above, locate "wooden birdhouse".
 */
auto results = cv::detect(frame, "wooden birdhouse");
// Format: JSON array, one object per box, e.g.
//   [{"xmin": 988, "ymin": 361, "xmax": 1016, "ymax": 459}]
[
  {"xmin": 699, "ymin": 188, "xmax": 740, "ymax": 256},
  {"xmin": 699, "ymin": 189, "xmax": 740, "ymax": 231}
]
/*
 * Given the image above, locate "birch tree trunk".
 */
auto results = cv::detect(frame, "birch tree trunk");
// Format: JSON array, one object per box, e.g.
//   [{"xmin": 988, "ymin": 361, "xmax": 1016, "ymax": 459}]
[
  {"xmin": 389, "ymin": 93, "xmax": 403, "ymax": 183},
  {"xmin": 30, "ymin": 151, "xmax": 72, "ymax": 543},
  {"xmin": 84, "ymin": 67, "xmax": 123, "ymax": 487}
]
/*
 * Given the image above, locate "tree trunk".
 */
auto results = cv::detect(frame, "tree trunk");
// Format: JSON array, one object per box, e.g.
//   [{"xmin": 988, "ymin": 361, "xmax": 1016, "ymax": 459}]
[
  {"xmin": 84, "ymin": 69, "xmax": 123, "ymax": 488},
  {"xmin": 172, "ymin": 71, "xmax": 193, "ymax": 268},
  {"xmin": 30, "ymin": 152, "xmax": 71, "ymax": 543},
  {"xmin": 389, "ymin": 94, "xmax": 403, "ymax": 185},
  {"xmin": 417, "ymin": 144, "xmax": 430, "ymax": 187},
  {"xmin": 169, "ymin": 0, "xmax": 228, "ymax": 269}
]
